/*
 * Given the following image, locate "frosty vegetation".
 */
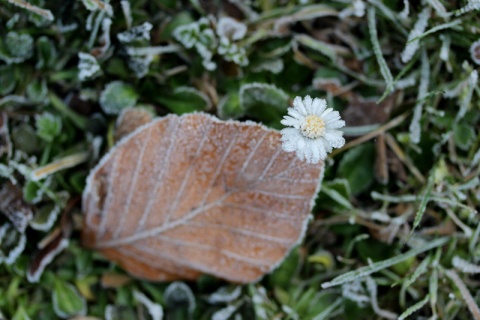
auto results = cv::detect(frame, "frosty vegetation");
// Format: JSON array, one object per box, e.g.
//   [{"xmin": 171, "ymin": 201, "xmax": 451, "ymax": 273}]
[{"xmin": 1, "ymin": 0, "xmax": 480, "ymax": 319}]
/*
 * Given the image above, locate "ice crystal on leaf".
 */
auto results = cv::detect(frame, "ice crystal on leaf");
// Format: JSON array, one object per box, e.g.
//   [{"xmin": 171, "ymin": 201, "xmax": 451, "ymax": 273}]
[
  {"xmin": 281, "ymin": 96, "xmax": 345, "ymax": 164},
  {"xmin": 216, "ymin": 17, "xmax": 247, "ymax": 41}
]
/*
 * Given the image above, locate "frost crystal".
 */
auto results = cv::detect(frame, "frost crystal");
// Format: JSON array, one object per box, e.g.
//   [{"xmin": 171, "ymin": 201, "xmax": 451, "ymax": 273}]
[
  {"xmin": 216, "ymin": 17, "xmax": 247, "ymax": 40},
  {"xmin": 78, "ymin": 52, "xmax": 101, "ymax": 81},
  {"xmin": 117, "ymin": 22, "xmax": 152, "ymax": 43},
  {"xmin": 401, "ymin": 7, "xmax": 431, "ymax": 63},
  {"xmin": 281, "ymin": 96, "xmax": 345, "ymax": 164},
  {"xmin": 470, "ymin": 39, "xmax": 480, "ymax": 65},
  {"xmin": 0, "ymin": 31, "xmax": 34, "ymax": 64},
  {"xmin": 339, "ymin": 0, "xmax": 366, "ymax": 18},
  {"xmin": 457, "ymin": 0, "xmax": 480, "ymax": 15},
  {"xmin": 174, "ymin": 16, "xmax": 249, "ymax": 70}
]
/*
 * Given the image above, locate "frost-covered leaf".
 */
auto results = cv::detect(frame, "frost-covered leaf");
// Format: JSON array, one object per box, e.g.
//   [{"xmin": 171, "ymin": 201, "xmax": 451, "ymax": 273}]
[
  {"xmin": 117, "ymin": 22, "xmax": 153, "ymax": 43},
  {"xmin": 80, "ymin": 0, "xmax": 113, "ymax": 15},
  {"xmin": 207, "ymin": 286, "xmax": 242, "ymax": 304},
  {"xmin": 36, "ymin": 36, "xmax": 58, "ymax": 70},
  {"xmin": 156, "ymin": 87, "xmax": 210, "ymax": 115},
  {"xmin": 133, "ymin": 291, "xmax": 164, "ymax": 320},
  {"xmin": 126, "ymin": 54, "xmax": 153, "ymax": 78},
  {"xmin": 216, "ymin": 17, "xmax": 247, "ymax": 41},
  {"xmin": 52, "ymin": 279, "xmax": 86, "ymax": 318},
  {"xmin": 26, "ymin": 80, "xmax": 48, "ymax": 103},
  {"xmin": 82, "ymin": 113, "xmax": 323, "ymax": 283},
  {"xmin": 239, "ymin": 83, "xmax": 289, "ymax": 127},
  {"xmin": 0, "ymin": 65, "xmax": 16, "ymax": 95},
  {"xmin": 0, "ymin": 181, "xmax": 33, "ymax": 233},
  {"xmin": 105, "ymin": 305, "xmax": 136, "ymax": 320},
  {"xmin": 453, "ymin": 123, "xmax": 475, "ymax": 151},
  {"xmin": 29, "ymin": 202, "xmax": 62, "ymax": 231},
  {"xmin": 217, "ymin": 93, "xmax": 242, "ymax": 120},
  {"xmin": 99, "ymin": 81, "xmax": 138, "ymax": 115},
  {"xmin": 0, "ymin": 223, "xmax": 27, "ymax": 265},
  {"xmin": 35, "ymin": 112, "xmax": 62, "ymax": 142},
  {"xmin": 78, "ymin": 52, "xmax": 101, "ymax": 81},
  {"xmin": 212, "ymin": 304, "xmax": 240, "ymax": 320},
  {"xmin": 0, "ymin": 31, "xmax": 34, "ymax": 64},
  {"xmin": 164, "ymin": 282, "xmax": 195, "ymax": 316}
]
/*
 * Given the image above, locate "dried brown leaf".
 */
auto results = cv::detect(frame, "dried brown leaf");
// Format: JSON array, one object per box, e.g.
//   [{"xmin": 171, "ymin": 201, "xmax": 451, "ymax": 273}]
[
  {"xmin": 0, "ymin": 181, "xmax": 33, "ymax": 233},
  {"xmin": 82, "ymin": 113, "xmax": 323, "ymax": 283}
]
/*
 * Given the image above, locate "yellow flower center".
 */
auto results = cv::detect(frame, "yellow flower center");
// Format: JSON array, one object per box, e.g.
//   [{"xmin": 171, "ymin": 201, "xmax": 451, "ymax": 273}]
[{"xmin": 300, "ymin": 115, "xmax": 325, "ymax": 139}]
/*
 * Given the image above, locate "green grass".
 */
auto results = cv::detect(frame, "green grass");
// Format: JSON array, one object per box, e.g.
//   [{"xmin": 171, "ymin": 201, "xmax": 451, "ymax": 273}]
[{"xmin": 1, "ymin": 0, "xmax": 480, "ymax": 319}]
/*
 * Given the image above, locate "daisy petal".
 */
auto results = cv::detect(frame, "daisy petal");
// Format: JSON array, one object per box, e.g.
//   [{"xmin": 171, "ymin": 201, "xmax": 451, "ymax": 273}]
[
  {"xmin": 324, "ymin": 130, "xmax": 345, "ymax": 148},
  {"xmin": 293, "ymin": 96, "xmax": 307, "ymax": 115},
  {"xmin": 281, "ymin": 116, "xmax": 301, "ymax": 128},
  {"xmin": 287, "ymin": 107, "xmax": 304, "ymax": 119},
  {"xmin": 303, "ymin": 95, "xmax": 313, "ymax": 114},
  {"xmin": 326, "ymin": 119, "xmax": 345, "ymax": 129},
  {"xmin": 312, "ymin": 98, "xmax": 327, "ymax": 116}
]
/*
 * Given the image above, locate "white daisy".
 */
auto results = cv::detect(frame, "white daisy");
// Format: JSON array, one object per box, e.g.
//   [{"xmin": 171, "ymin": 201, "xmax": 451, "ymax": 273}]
[{"xmin": 281, "ymin": 96, "xmax": 345, "ymax": 164}]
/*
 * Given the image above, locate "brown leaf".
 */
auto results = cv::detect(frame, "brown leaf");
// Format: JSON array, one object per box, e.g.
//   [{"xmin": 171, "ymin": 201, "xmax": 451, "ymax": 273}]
[
  {"xmin": 342, "ymin": 94, "xmax": 397, "ymax": 127},
  {"xmin": 0, "ymin": 181, "xmax": 33, "ymax": 233},
  {"xmin": 82, "ymin": 113, "xmax": 323, "ymax": 283},
  {"xmin": 114, "ymin": 108, "xmax": 154, "ymax": 143}
]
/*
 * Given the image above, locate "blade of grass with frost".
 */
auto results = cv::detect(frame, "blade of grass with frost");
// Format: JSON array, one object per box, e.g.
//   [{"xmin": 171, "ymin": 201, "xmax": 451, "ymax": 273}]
[
  {"xmin": 456, "ymin": 70, "xmax": 478, "ymax": 122},
  {"xmin": 452, "ymin": 256, "xmax": 480, "ymax": 274},
  {"xmin": 366, "ymin": 276, "xmax": 397, "ymax": 319},
  {"xmin": 48, "ymin": 93, "xmax": 88, "ymax": 130},
  {"xmin": 398, "ymin": 294, "xmax": 430, "ymax": 320},
  {"xmin": 469, "ymin": 224, "xmax": 480, "ymax": 253},
  {"xmin": 367, "ymin": 7, "xmax": 394, "ymax": 102},
  {"xmin": 409, "ymin": 49, "xmax": 430, "ymax": 144},
  {"xmin": 445, "ymin": 268, "xmax": 480, "ymax": 320},
  {"xmin": 429, "ymin": 268, "xmax": 438, "ymax": 314},
  {"xmin": 400, "ymin": 255, "xmax": 431, "ymax": 289},
  {"xmin": 321, "ymin": 185, "xmax": 353, "ymax": 210},
  {"xmin": 367, "ymin": 0, "xmax": 407, "ymax": 35},
  {"xmin": 4, "ymin": 0, "xmax": 54, "ymax": 20},
  {"xmin": 321, "ymin": 237, "xmax": 449, "ymax": 288},
  {"xmin": 405, "ymin": 172, "xmax": 434, "ymax": 243},
  {"xmin": 293, "ymin": 35, "xmax": 337, "ymax": 62},
  {"xmin": 406, "ymin": 20, "xmax": 463, "ymax": 44},
  {"xmin": 312, "ymin": 297, "xmax": 342, "ymax": 320}
]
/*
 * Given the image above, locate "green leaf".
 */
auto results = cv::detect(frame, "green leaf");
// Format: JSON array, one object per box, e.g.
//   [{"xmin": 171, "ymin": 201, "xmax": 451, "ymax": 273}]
[
  {"xmin": 0, "ymin": 224, "xmax": 26, "ymax": 265},
  {"xmin": 36, "ymin": 36, "xmax": 58, "ymax": 70},
  {"xmin": 0, "ymin": 31, "xmax": 34, "ymax": 64},
  {"xmin": 217, "ymin": 93, "xmax": 242, "ymax": 119},
  {"xmin": 239, "ymin": 82, "xmax": 289, "ymax": 128},
  {"xmin": 35, "ymin": 112, "xmax": 62, "ymax": 142},
  {"xmin": 164, "ymin": 282, "xmax": 196, "ymax": 318},
  {"xmin": 29, "ymin": 203, "xmax": 61, "ymax": 231},
  {"xmin": 453, "ymin": 123, "xmax": 475, "ymax": 151},
  {"xmin": 338, "ymin": 143, "xmax": 375, "ymax": 195},
  {"xmin": 100, "ymin": 81, "xmax": 139, "ymax": 115},
  {"xmin": 268, "ymin": 246, "xmax": 301, "ymax": 289},
  {"xmin": 0, "ymin": 65, "xmax": 16, "ymax": 95},
  {"xmin": 156, "ymin": 87, "xmax": 209, "ymax": 115},
  {"xmin": 52, "ymin": 279, "xmax": 86, "ymax": 318},
  {"xmin": 27, "ymin": 80, "xmax": 48, "ymax": 103},
  {"xmin": 12, "ymin": 305, "xmax": 31, "ymax": 320}
]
